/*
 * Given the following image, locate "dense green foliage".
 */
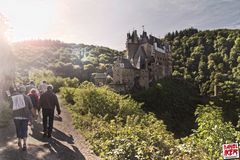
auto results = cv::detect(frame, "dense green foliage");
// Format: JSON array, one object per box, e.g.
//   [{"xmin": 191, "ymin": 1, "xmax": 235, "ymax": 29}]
[
  {"xmin": 60, "ymin": 82, "xmax": 176, "ymax": 159},
  {"xmin": 27, "ymin": 69, "xmax": 79, "ymax": 92},
  {"xmin": 173, "ymin": 103, "xmax": 238, "ymax": 160},
  {"xmin": 132, "ymin": 78, "xmax": 201, "ymax": 137},
  {"xmin": 13, "ymin": 40, "xmax": 123, "ymax": 82},
  {"xmin": 165, "ymin": 28, "xmax": 240, "ymax": 98},
  {"xmin": 61, "ymin": 83, "xmax": 240, "ymax": 159},
  {"xmin": 164, "ymin": 28, "xmax": 240, "ymax": 127}
]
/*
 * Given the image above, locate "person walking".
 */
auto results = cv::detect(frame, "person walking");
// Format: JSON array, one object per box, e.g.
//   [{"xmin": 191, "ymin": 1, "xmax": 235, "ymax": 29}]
[
  {"xmin": 38, "ymin": 80, "xmax": 48, "ymax": 94},
  {"xmin": 10, "ymin": 86, "xmax": 33, "ymax": 151},
  {"xmin": 26, "ymin": 81, "xmax": 36, "ymax": 94},
  {"xmin": 39, "ymin": 85, "xmax": 61, "ymax": 138},
  {"xmin": 28, "ymin": 88, "xmax": 40, "ymax": 121}
]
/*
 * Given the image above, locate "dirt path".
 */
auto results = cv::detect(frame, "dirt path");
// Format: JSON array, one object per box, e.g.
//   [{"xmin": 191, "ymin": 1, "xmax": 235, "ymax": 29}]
[{"xmin": 0, "ymin": 105, "xmax": 100, "ymax": 160}]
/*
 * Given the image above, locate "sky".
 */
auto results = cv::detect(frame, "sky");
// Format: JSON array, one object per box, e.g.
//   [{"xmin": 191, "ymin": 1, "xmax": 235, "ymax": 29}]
[{"xmin": 0, "ymin": 0, "xmax": 240, "ymax": 50}]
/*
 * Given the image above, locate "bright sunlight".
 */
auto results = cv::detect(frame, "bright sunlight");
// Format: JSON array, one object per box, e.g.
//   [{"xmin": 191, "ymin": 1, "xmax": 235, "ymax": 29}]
[{"xmin": 0, "ymin": 0, "xmax": 58, "ymax": 41}]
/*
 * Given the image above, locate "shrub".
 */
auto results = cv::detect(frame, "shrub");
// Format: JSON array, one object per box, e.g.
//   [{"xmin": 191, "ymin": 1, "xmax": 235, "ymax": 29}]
[
  {"xmin": 0, "ymin": 101, "xmax": 11, "ymax": 127},
  {"xmin": 132, "ymin": 78, "xmax": 200, "ymax": 138},
  {"xmin": 60, "ymin": 87, "xmax": 76, "ymax": 105},
  {"xmin": 89, "ymin": 114, "xmax": 176, "ymax": 159},
  {"xmin": 29, "ymin": 69, "xmax": 79, "ymax": 92},
  {"xmin": 64, "ymin": 82, "xmax": 143, "ymax": 121},
  {"xmin": 60, "ymin": 84, "xmax": 177, "ymax": 159},
  {"xmin": 172, "ymin": 103, "xmax": 237, "ymax": 159}
]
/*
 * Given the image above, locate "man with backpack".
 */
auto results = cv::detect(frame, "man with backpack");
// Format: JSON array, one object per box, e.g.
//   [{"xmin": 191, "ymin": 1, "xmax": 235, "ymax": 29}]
[{"xmin": 10, "ymin": 86, "xmax": 34, "ymax": 151}]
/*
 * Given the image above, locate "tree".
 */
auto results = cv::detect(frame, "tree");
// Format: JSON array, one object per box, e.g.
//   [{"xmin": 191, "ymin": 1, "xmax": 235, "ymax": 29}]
[
  {"xmin": 229, "ymin": 38, "xmax": 240, "ymax": 68},
  {"xmin": 174, "ymin": 103, "xmax": 237, "ymax": 159},
  {"xmin": 0, "ymin": 14, "xmax": 15, "ymax": 99}
]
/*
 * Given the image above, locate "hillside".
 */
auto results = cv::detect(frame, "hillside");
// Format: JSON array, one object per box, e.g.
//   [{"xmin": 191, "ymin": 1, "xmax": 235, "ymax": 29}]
[
  {"xmin": 163, "ymin": 28, "xmax": 240, "ymax": 125},
  {"xmin": 165, "ymin": 28, "xmax": 240, "ymax": 96},
  {"xmin": 13, "ymin": 39, "xmax": 123, "ymax": 82}
]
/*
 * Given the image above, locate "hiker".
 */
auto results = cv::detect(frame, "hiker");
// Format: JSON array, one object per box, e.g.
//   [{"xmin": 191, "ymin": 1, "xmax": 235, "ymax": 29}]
[
  {"xmin": 28, "ymin": 88, "xmax": 40, "ymax": 120},
  {"xmin": 39, "ymin": 85, "xmax": 61, "ymax": 138},
  {"xmin": 38, "ymin": 80, "xmax": 48, "ymax": 94},
  {"xmin": 10, "ymin": 86, "xmax": 34, "ymax": 151},
  {"xmin": 26, "ymin": 81, "xmax": 36, "ymax": 94}
]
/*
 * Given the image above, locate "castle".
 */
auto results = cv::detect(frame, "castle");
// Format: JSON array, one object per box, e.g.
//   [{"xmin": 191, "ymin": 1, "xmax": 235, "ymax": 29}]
[{"xmin": 112, "ymin": 30, "xmax": 172, "ymax": 91}]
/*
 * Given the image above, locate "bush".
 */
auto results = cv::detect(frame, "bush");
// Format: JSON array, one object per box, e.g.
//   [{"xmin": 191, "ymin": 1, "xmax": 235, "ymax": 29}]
[
  {"xmin": 28, "ymin": 69, "xmax": 80, "ymax": 92},
  {"xmin": 60, "ymin": 87, "xmax": 76, "ymax": 105},
  {"xmin": 172, "ymin": 103, "xmax": 237, "ymax": 159},
  {"xmin": 60, "ymin": 83, "xmax": 177, "ymax": 159},
  {"xmin": 62, "ymin": 82, "xmax": 143, "ymax": 121},
  {"xmin": 0, "ymin": 101, "xmax": 11, "ymax": 127},
  {"xmin": 132, "ymin": 78, "xmax": 201, "ymax": 138},
  {"xmin": 90, "ymin": 114, "xmax": 176, "ymax": 159},
  {"xmin": 61, "ymin": 82, "xmax": 240, "ymax": 159}
]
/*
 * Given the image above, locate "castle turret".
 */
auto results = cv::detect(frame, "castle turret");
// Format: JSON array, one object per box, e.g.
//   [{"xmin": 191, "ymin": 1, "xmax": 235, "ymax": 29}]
[
  {"xmin": 127, "ymin": 33, "xmax": 132, "ymax": 42},
  {"xmin": 140, "ymin": 31, "xmax": 148, "ymax": 43},
  {"xmin": 132, "ymin": 30, "xmax": 138, "ymax": 43},
  {"xmin": 126, "ymin": 30, "xmax": 139, "ymax": 60}
]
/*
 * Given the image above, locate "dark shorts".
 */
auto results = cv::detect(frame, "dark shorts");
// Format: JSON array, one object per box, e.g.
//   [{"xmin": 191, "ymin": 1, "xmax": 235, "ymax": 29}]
[{"xmin": 14, "ymin": 119, "xmax": 29, "ymax": 138}]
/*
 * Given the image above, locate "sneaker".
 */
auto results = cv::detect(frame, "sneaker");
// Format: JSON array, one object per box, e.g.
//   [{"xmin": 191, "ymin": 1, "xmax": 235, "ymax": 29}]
[
  {"xmin": 22, "ymin": 144, "xmax": 27, "ymax": 151},
  {"xmin": 17, "ymin": 141, "xmax": 22, "ymax": 148}
]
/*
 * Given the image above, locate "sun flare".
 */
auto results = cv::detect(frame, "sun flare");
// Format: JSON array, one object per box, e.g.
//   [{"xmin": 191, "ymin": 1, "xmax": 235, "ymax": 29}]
[{"xmin": 0, "ymin": 0, "xmax": 58, "ymax": 41}]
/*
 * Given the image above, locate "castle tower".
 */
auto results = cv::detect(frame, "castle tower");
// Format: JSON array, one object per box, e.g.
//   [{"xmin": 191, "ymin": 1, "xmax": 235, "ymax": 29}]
[
  {"xmin": 126, "ymin": 30, "xmax": 139, "ymax": 60},
  {"xmin": 140, "ymin": 31, "xmax": 148, "ymax": 43}
]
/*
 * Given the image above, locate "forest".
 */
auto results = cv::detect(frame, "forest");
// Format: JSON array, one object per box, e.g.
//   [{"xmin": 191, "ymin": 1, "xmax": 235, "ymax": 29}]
[
  {"xmin": 13, "ymin": 39, "xmax": 123, "ymax": 83},
  {"xmin": 1, "ymin": 28, "xmax": 240, "ymax": 159}
]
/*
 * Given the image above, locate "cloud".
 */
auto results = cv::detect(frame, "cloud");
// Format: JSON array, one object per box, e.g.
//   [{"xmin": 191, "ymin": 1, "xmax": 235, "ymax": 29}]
[{"xmin": 55, "ymin": 0, "xmax": 240, "ymax": 49}]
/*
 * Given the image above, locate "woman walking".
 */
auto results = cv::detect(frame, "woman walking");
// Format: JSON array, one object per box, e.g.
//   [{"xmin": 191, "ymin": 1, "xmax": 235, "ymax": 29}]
[
  {"xmin": 10, "ymin": 86, "xmax": 33, "ymax": 151},
  {"xmin": 28, "ymin": 88, "xmax": 39, "ymax": 120}
]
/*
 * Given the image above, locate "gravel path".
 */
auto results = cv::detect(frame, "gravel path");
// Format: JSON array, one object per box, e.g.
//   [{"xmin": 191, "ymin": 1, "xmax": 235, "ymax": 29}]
[{"xmin": 0, "ymin": 105, "xmax": 100, "ymax": 160}]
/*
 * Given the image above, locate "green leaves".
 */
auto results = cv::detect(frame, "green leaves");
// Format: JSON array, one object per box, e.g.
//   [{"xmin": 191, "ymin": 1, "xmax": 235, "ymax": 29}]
[
  {"xmin": 132, "ymin": 78, "xmax": 199, "ymax": 137},
  {"xmin": 174, "ymin": 103, "xmax": 237, "ymax": 159},
  {"xmin": 89, "ymin": 114, "xmax": 175, "ymax": 160},
  {"xmin": 28, "ymin": 69, "xmax": 80, "ymax": 92},
  {"xmin": 60, "ymin": 84, "xmax": 176, "ymax": 159},
  {"xmin": 167, "ymin": 29, "xmax": 240, "ymax": 99},
  {"xmin": 60, "ymin": 81, "xmax": 240, "ymax": 159}
]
